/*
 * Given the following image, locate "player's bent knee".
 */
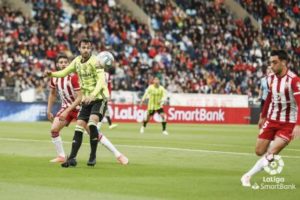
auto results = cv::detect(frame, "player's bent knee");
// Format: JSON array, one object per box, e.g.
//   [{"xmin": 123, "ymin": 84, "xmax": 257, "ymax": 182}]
[
  {"xmin": 51, "ymin": 131, "xmax": 59, "ymax": 138},
  {"xmin": 75, "ymin": 125, "xmax": 84, "ymax": 133},
  {"xmin": 88, "ymin": 120, "xmax": 97, "ymax": 127},
  {"xmin": 77, "ymin": 120, "xmax": 86, "ymax": 127},
  {"xmin": 50, "ymin": 127, "xmax": 60, "ymax": 132},
  {"xmin": 255, "ymin": 148, "xmax": 266, "ymax": 156},
  {"xmin": 90, "ymin": 114, "xmax": 101, "ymax": 122}
]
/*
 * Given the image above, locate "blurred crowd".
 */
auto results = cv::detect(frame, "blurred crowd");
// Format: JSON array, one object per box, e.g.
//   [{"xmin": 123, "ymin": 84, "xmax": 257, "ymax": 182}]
[
  {"xmin": 0, "ymin": 0, "xmax": 299, "ymax": 101},
  {"xmin": 0, "ymin": 1, "xmax": 64, "ymax": 100},
  {"xmin": 236, "ymin": 0, "xmax": 300, "ymax": 68},
  {"xmin": 275, "ymin": 0, "xmax": 299, "ymax": 21},
  {"xmin": 135, "ymin": 0, "xmax": 263, "ymax": 96}
]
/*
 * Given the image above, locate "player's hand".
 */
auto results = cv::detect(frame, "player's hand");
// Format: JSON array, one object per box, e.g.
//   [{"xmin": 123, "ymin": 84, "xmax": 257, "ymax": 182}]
[
  {"xmin": 59, "ymin": 110, "xmax": 69, "ymax": 121},
  {"xmin": 292, "ymin": 125, "xmax": 300, "ymax": 140},
  {"xmin": 44, "ymin": 70, "xmax": 52, "ymax": 77},
  {"xmin": 82, "ymin": 95, "xmax": 95, "ymax": 105},
  {"xmin": 47, "ymin": 111, "xmax": 54, "ymax": 122},
  {"xmin": 258, "ymin": 116, "xmax": 266, "ymax": 129}
]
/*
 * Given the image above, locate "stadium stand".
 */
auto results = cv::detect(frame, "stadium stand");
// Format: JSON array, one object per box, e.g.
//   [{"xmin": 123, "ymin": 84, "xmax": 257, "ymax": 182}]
[
  {"xmin": 0, "ymin": 0, "xmax": 299, "ymax": 101},
  {"xmin": 275, "ymin": 0, "xmax": 299, "ymax": 21},
  {"xmin": 236, "ymin": 0, "xmax": 300, "ymax": 70}
]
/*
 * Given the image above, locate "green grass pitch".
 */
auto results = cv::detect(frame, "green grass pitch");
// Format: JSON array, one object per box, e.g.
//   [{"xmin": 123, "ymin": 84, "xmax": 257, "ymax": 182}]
[{"xmin": 0, "ymin": 122, "xmax": 299, "ymax": 200}]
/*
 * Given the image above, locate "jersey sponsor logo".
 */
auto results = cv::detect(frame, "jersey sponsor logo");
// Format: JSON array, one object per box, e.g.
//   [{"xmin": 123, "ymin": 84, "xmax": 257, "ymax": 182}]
[
  {"xmin": 79, "ymin": 65, "xmax": 94, "ymax": 77},
  {"xmin": 76, "ymin": 62, "xmax": 95, "ymax": 77},
  {"xmin": 80, "ymin": 72, "xmax": 93, "ymax": 77}
]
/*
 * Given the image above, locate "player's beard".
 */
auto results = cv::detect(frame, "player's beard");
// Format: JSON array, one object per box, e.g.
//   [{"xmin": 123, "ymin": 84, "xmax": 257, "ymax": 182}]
[
  {"xmin": 82, "ymin": 52, "xmax": 91, "ymax": 61},
  {"xmin": 275, "ymin": 68, "xmax": 282, "ymax": 76}
]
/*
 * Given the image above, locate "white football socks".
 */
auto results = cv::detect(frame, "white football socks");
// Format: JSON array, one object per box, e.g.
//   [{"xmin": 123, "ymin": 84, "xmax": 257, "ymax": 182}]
[
  {"xmin": 246, "ymin": 155, "xmax": 269, "ymax": 177},
  {"xmin": 99, "ymin": 135, "xmax": 121, "ymax": 158},
  {"xmin": 52, "ymin": 136, "xmax": 65, "ymax": 157}
]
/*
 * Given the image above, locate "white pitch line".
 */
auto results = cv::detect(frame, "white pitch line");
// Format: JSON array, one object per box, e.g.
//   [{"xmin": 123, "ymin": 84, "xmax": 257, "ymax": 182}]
[
  {"xmin": 0, "ymin": 137, "xmax": 300, "ymax": 159},
  {"xmin": 117, "ymin": 145, "xmax": 300, "ymax": 159}
]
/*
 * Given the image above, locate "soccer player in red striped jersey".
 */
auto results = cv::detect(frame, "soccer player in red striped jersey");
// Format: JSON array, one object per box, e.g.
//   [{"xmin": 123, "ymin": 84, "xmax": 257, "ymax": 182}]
[
  {"xmin": 47, "ymin": 54, "xmax": 82, "ymax": 163},
  {"xmin": 241, "ymin": 50, "xmax": 300, "ymax": 187},
  {"xmin": 97, "ymin": 72, "xmax": 118, "ymax": 130}
]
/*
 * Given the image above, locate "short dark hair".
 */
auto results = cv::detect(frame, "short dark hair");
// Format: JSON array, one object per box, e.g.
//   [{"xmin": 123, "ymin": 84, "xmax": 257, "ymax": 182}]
[
  {"xmin": 270, "ymin": 50, "xmax": 288, "ymax": 61},
  {"xmin": 78, "ymin": 38, "xmax": 92, "ymax": 46},
  {"xmin": 56, "ymin": 53, "xmax": 68, "ymax": 63}
]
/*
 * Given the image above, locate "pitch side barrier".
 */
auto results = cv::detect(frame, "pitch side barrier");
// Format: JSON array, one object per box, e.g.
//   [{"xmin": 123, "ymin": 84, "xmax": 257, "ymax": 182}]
[
  {"xmin": 0, "ymin": 101, "xmax": 250, "ymax": 124},
  {"xmin": 107, "ymin": 104, "xmax": 250, "ymax": 124},
  {"xmin": 0, "ymin": 100, "xmax": 60, "ymax": 122}
]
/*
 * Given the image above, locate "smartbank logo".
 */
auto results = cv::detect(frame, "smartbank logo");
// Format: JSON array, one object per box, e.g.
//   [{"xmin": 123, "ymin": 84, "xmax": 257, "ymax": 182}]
[
  {"xmin": 251, "ymin": 156, "xmax": 296, "ymax": 190},
  {"xmin": 168, "ymin": 108, "xmax": 225, "ymax": 121},
  {"xmin": 108, "ymin": 106, "xmax": 225, "ymax": 122},
  {"xmin": 251, "ymin": 177, "xmax": 296, "ymax": 190}
]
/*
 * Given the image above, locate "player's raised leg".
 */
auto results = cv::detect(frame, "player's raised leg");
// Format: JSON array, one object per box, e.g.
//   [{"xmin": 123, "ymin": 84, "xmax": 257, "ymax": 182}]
[
  {"xmin": 98, "ymin": 133, "xmax": 129, "ymax": 165},
  {"xmin": 85, "ymin": 124, "xmax": 128, "ymax": 165},
  {"xmin": 241, "ymin": 138, "xmax": 271, "ymax": 187},
  {"xmin": 242, "ymin": 136, "xmax": 288, "ymax": 187}
]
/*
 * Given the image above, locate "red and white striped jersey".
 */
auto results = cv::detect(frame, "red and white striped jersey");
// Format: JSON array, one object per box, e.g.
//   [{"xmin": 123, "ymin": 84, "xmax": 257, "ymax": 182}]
[
  {"xmin": 49, "ymin": 74, "xmax": 81, "ymax": 109},
  {"xmin": 266, "ymin": 70, "xmax": 300, "ymax": 123}
]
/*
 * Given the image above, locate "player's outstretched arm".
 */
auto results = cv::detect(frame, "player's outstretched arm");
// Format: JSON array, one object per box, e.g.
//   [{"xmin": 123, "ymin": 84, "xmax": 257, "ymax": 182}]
[
  {"xmin": 51, "ymin": 64, "xmax": 75, "ymax": 78},
  {"xmin": 47, "ymin": 88, "xmax": 57, "ymax": 122},
  {"xmin": 45, "ymin": 59, "xmax": 76, "ymax": 78}
]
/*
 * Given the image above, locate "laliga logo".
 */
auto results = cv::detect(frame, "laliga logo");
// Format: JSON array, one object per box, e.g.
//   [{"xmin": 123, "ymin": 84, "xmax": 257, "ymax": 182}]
[{"xmin": 264, "ymin": 155, "xmax": 284, "ymax": 175}]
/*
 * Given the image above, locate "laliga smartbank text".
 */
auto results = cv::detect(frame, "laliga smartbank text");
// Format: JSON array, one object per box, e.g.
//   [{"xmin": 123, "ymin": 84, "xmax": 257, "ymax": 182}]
[
  {"xmin": 167, "ymin": 108, "xmax": 224, "ymax": 121},
  {"xmin": 111, "ymin": 105, "xmax": 225, "ymax": 122}
]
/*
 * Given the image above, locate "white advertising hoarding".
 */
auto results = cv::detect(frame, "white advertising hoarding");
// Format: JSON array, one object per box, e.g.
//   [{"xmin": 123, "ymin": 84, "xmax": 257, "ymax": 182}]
[
  {"xmin": 111, "ymin": 91, "xmax": 248, "ymax": 108},
  {"xmin": 168, "ymin": 93, "xmax": 248, "ymax": 108}
]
